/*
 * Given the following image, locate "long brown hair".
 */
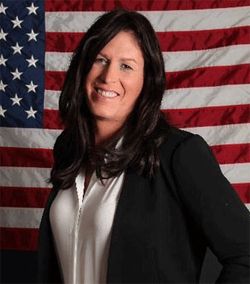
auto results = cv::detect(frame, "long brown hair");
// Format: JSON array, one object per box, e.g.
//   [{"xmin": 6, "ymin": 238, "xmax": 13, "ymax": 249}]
[{"xmin": 50, "ymin": 9, "xmax": 170, "ymax": 190}]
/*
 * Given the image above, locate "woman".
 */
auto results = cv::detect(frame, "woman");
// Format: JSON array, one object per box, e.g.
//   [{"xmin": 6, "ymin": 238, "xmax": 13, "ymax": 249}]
[{"xmin": 38, "ymin": 9, "xmax": 250, "ymax": 284}]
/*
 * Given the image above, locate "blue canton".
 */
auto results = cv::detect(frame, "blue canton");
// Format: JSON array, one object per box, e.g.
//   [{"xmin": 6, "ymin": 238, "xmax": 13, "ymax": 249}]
[{"xmin": 0, "ymin": 0, "xmax": 45, "ymax": 128}]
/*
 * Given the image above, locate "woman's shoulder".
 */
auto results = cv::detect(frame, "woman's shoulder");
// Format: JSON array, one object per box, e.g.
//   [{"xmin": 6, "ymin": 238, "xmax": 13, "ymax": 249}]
[
  {"xmin": 158, "ymin": 125, "xmax": 212, "ymax": 163},
  {"xmin": 159, "ymin": 126, "xmax": 195, "ymax": 151},
  {"xmin": 167, "ymin": 126, "xmax": 194, "ymax": 140},
  {"xmin": 158, "ymin": 124, "xmax": 223, "ymax": 184}
]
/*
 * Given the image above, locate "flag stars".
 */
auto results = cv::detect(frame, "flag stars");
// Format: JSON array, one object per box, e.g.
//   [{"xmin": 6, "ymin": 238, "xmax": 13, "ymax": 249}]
[
  {"xmin": 0, "ymin": 54, "xmax": 7, "ymax": 66},
  {"xmin": 27, "ymin": 3, "xmax": 39, "ymax": 15},
  {"xmin": 11, "ymin": 68, "xmax": 23, "ymax": 80},
  {"xmin": 0, "ymin": 3, "xmax": 8, "ymax": 14},
  {"xmin": 25, "ymin": 106, "xmax": 37, "ymax": 119},
  {"xmin": 0, "ymin": 28, "xmax": 8, "ymax": 41},
  {"xmin": 26, "ymin": 29, "xmax": 39, "ymax": 41},
  {"xmin": 26, "ymin": 55, "xmax": 38, "ymax": 67},
  {"xmin": 26, "ymin": 81, "xmax": 38, "ymax": 93},
  {"xmin": 0, "ymin": 3, "xmax": 43, "ymax": 127},
  {"xmin": 11, "ymin": 42, "xmax": 23, "ymax": 54},
  {"xmin": 10, "ymin": 94, "xmax": 22, "ymax": 106},
  {"xmin": 11, "ymin": 16, "xmax": 23, "ymax": 29},
  {"xmin": 0, "ymin": 105, "xmax": 7, "ymax": 117},
  {"xmin": 0, "ymin": 80, "xmax": 7, "ymax": 91}
]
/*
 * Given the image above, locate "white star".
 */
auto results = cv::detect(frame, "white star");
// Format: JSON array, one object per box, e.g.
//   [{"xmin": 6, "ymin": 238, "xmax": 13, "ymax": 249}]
[
  {"xmin": 26, "ymin": 81, "xmax": 38, "ymax": 93},
  {"xmin": 10, "ymin": 94, "xmax": 22, "ymax": 106},
  {"xmin": 26, "ymin": 55, "xmax": 38, "ymax": 67},
  {"xmin": 0, "ymin": 28, "xmax": 8, "ymax": 41},
  {"xmin": 0, "ymin": 3, "xmax": 7, "ymax": 14},
  {"xmin": 11, "ymin": 16, "xmax": 23, "ymax": 29},
  {"xmin": 0, "ymin": 54, "xmax": 7, "ymax": 66},
  {"xmin": 11, "ymin": 42, "xmax": 23, "ymax": 54},
  {"xmin": 0, "ymin": 105, "xmax": 7, "ymax": 117},
  {"xmin": 26, "ymin": 29, "xmax": 39, "ymax": 41},
  {"xmin": 11, "ymin": 68, "xmax": 23, "ymax": 80},
  {"xmin": 27, "ymin": 3, "xmax": 39, "ymax": 15},
  {"xmin": 0, "ymin": 80, "xmax": 7, "ymax": 91},
  {"xmin": 25, "ymin": 106, "xmax": 37, "ymax": 119}
]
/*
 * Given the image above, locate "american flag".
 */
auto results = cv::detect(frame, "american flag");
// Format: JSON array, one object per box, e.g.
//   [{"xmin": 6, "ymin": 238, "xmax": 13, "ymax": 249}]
[{"xmin": 0, "ymin": 0, "xmax": 250, "ymax": 254}]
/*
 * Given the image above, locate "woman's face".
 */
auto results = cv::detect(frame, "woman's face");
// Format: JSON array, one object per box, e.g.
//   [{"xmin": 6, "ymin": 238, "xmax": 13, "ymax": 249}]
[{"xmin": 85, "ymin": 31, "xmax": 144, "ymax": 127}]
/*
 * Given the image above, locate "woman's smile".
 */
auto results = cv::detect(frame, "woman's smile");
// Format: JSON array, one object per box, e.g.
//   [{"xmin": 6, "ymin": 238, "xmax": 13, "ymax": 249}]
[
  {"xmin": 94, "ymin": 87, "xmax": 119, "ymax": 98},
  {"xmin": 85, "ymin": 31, "xmax": 144, "ymax": 126}
]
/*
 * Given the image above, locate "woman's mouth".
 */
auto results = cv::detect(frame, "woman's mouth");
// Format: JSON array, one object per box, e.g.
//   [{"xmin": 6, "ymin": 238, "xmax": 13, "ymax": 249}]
[{"xmin": 95, "ymin": 87, "xmax": 119, "ymax": 98}]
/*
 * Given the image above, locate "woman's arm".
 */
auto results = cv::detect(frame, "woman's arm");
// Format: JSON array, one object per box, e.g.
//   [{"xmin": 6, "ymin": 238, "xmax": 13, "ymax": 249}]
[{"xmin": 172, "ymin": 134, "xmax": 250, "ymax": 283}]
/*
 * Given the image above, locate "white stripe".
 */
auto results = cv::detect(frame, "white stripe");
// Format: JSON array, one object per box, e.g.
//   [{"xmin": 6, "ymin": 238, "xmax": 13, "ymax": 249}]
[
  {"xmin": 45, "ymin": 44, "xmax": 250, "ymax": 72},
  {"xmin": 45, "ymin": 7, "xmax": 250, "ymax": 32},
  {"xmin": 0, "ymin": 161, "xmax": 249, "ymax": 189},
  {"xmin": 2, "ymin": 200, "xmax": 250, "ymax": 230},
  {"xmin": 0, "ymin": 207, "xmax": 43, "ymax": 228},
  {"xmin": 0, "ymin": 127, "xmax": 61, "ymax": 148},
  {"xmin": 183, "ymin": 123, "xmax": 250, "ymax": 146},
  {"xmin": 2, "ymin": 202, "xmax": 250, "ymax": 229},
  {"xmin": 220, "ymin": 163, "xmax": 250, "ymax": 184},
  {"xmin": 45, "ymin": 52, "xmax": 71, "ymax": 72},
  {"xmin": 0, "ymin": 167, "xmax": 52, "ymax": 188},
  {"xmin": 45, "ymin": 11, "xmax": 103, "ymax": 32},
  {"xmin": 44, "ymin": 90, "xmax": 60, "ymax": 110},
  {"xmin": 141, "ymin": 8, "xmax": 250, "ymax": 31},
  {"xmin": 161, "ymin": 84, "xmax": 250, "ymax": 109},
  {"xmin": 1, "ymin": 124, "xmax": 249, "ymax": 150},
  {"xmin": 46, "ymin": 84, "xmax": 250, "ymax": 111},
  {"xmin": 245, "ymin": 203, "xmax": 250, "ymax": 211},
  {"xmin": 164, "ymin": 44, "xmax": 250, "ymax": 72}
]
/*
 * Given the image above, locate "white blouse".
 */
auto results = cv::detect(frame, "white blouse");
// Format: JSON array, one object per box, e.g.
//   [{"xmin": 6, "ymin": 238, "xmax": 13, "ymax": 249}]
[{"xmin": 49, "ymin": 170, "xmax": 125, "ymax": 284}]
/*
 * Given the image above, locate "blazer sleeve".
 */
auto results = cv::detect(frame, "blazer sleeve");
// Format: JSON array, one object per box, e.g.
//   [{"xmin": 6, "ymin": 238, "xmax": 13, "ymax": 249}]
[{"xmin": 171, "ymin": 134, "xmax": 250, "ymax": 283}]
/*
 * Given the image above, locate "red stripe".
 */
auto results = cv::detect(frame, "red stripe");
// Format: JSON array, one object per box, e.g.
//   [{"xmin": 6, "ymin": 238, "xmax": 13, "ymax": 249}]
[
  {"xmin": 232, "ymin": 183, "xmax": 250, "ymax": 203},
  {"xmin": 163, "ymin": 104, "xmax": 250, "ymax": 128},
  {"xmin": 2, "ymin": 141, "xmax": 249, "ymax": 170},
  {"xmin": 0, "ymin": 182, "xmax": 248, "ymax": 209},
  {"xmin": 45, "ymin": 71, "xmax": 65, "ymax": 91},
  {"xmin": 43, "ymin": 109, "xmax": 64, "ymax": 130},
  {"xmin": 43, "ymin": 104, "xmax": 250, "ymax": 130},
  {"xmin": 46, "ymin": 32, "xmax": 84, "ymax": 52},
  {"xmin": 0, "ymin": 187, "xmax": 51, "ymax": 208},
  {"xmin": 0, "ymin": 184, "xmax": 249, "ymax": 251},
  {"xmin": 0, "ymin": 183, "xmax": 248, "ymax": 252},
  {"xmin": 0, "ymin": 228, "xmax": 38, "ymax": 251},
  {"xmin": 46, "ymin": 26, "xmax": 250, "ymax": 53},
  {"xmin": 1, "ymin": 147, "xmax": 53, "ymax": 167},
  {"xmin": 45, "ymin": 64, "xmax": 250, "ymax": 92},
  {"xmin": 211, "ymin": 144, "xmax": 250, "ymax": 164},
  {"xmin": 167, "ymin": 64, "xmax": 250, "ymax": 89},
  {"xmin": 45, "ymin": 0, "xmax": 250, "ymax": 11},
  {"xmin": 158, "ymin": 26, "xmax": 250, "ymax": 52}
]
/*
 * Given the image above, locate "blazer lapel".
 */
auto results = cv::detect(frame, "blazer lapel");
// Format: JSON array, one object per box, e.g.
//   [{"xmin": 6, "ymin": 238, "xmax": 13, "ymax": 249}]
[
  {"xmin": 106, "ymin": 168, "xmax": 139, "ymax": 282},
  {"xmin": 106, "ymin": 168, "xmax": 156, "ymax": 283}
]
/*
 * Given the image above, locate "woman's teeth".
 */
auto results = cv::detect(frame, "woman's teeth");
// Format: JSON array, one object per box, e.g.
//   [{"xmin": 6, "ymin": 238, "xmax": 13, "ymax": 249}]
[{"xmin": 97, "ymin": 88, "xmax": 118, "ymax": 98}]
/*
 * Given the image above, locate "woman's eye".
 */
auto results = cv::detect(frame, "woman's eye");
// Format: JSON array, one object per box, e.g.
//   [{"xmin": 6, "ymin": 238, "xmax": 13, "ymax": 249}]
[
  {"xmin": 95, "ymin": 57, "xmax": 107, "ymax": 65},
  {"xmin": 121, "ymin": 64, "xmax": 132, "ymax": 70}
]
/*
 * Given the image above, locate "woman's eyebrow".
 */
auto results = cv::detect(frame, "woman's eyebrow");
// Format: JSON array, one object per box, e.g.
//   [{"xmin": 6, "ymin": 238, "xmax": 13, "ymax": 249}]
[
  {"xmin": 99, "ymin": 53, "xmax": 138, "ymax": 64},
  {"xmin": 98, "ymin": 52, "xmax": 109, "ymax": 59},
  {"xmin": 120, "ymin": 58, "xmax": 138, "ymax": 64}
]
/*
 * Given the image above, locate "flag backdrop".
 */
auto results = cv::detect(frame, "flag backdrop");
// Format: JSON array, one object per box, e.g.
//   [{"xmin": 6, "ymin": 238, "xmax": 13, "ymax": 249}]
[{"xmin": 1, "ymin": 0, "xmax": 250, "ymax": 280}]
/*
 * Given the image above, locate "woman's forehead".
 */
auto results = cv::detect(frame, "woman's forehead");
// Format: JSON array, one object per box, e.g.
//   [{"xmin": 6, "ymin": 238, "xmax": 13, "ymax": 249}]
[{"xmin": 98, "ymin": 31, "xmax": 143, "ymax": 61}]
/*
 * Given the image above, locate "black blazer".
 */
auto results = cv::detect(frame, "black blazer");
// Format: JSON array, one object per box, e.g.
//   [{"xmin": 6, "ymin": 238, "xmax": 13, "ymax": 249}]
[{"xmin": 38, "ymin": 128, "xmax": 250, "ymax": 283}]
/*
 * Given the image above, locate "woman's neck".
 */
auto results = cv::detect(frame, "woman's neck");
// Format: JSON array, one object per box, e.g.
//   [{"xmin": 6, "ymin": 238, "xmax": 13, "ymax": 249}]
[{"xmin": 94, "ymin": 120, "xmax": 123, "ymax": 146}]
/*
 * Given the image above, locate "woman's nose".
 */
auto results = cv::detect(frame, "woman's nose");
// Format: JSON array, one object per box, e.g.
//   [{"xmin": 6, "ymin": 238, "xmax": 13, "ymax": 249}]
[{"xmin": 100, "ymin": 63, "xmax": 118, "ymax": 83}]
